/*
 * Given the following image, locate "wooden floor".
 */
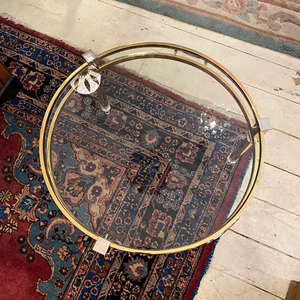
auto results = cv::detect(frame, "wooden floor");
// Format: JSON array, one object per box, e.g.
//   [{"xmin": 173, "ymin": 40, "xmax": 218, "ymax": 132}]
[{"xmin": 1, "ymin": 0, "xmax": 300, "ymax": 299}]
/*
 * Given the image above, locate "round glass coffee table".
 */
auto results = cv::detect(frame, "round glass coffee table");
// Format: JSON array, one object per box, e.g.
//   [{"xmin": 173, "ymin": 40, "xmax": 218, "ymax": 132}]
[{"xmin": 40, "ymin": 43, "xmax": 268, "ymax": 254}]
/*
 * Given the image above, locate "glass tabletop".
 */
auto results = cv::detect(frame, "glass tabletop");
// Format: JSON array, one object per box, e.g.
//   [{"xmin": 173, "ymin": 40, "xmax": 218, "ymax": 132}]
[{"xmin": 40, "ymin": 43, "xmax": 264, "ymax": 254}]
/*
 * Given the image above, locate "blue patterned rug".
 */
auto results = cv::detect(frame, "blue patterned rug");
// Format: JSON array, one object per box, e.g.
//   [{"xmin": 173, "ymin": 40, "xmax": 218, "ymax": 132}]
[
  {"xmin": 0, "ymin": 17, "xmax": 250, "ymax": 300},
  {"xmin": 52, "ymin": 63, "xmax": 250, "ymax": 252}
]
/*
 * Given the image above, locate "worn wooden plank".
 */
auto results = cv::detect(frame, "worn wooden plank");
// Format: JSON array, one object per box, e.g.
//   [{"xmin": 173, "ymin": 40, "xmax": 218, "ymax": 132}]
[
  {"xmin": 210, "ymin": 231, "xmax": 300, "ymax": 298},
  {"xmin": 244, "ymin": 84, "xmax": 300, "ymax": 139},
  {"xmin": 254, "ymin": 164, "xmax": 300, "ymax": 216},
  {"xmin": 232, "ymin": 197, "xmax": 300, "ymax": 259},
  {"xmin": 195, "ymin": 267, "xmax": 283, "ymax": 300},
  {"xmin": 264, "ymin": 130, "xmax": 300, "ymax": 177}
]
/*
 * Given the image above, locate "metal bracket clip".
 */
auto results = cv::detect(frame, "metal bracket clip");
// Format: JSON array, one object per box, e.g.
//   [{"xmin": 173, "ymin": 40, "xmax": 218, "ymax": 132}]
[
  {"xmin": 93, "ymin": 236, "xmax": 111, "ymax": 256},
  {"xmin": 82, "ymin": 49, "xmax": 98, "ymax": 63}
]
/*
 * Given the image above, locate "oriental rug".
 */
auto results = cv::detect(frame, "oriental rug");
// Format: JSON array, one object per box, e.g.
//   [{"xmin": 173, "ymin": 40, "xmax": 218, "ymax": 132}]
[
  {"xmin": 0, "ymin": 17, "xmax": 250, "ymax": 300},
  {"xmin": 115, "ymin": 0, "xmax": 300, "ymax": 58}
]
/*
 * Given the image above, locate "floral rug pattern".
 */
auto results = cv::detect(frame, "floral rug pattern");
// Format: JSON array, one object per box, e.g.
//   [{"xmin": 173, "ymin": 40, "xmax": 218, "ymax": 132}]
[
  {"xmin": 51, "ymin": 66, "xmax": 249, "ymax": 252},
  {"xmin": 0, "ymin": 19, "xmax": 249, "ymax": 300}
]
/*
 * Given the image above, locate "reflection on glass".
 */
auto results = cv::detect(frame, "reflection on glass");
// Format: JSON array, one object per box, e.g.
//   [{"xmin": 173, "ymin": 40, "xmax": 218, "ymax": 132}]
[{"xmin": 41, "ymin": 45, "xmax": 263, "ymax": 253}]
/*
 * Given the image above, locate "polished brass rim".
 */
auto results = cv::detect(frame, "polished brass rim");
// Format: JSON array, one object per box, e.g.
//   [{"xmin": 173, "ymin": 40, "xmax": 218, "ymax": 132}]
[{"xmin": 40, "ymin": 42, "xmax": 265, "ymax": 254}]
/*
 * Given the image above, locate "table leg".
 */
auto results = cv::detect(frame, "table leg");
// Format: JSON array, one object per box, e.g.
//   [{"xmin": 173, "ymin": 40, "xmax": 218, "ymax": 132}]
[
  {"xmin": 97, "ymin": 81, "xmax": 111, "ymax": 114},
  {"xmin": 227, "ymin": 118, "xmax": 272, "ymax": 163},
  {"xmin": 285, "ymin": 281, "xmax": 300, "ymax": 300},
  {"xmin": 227, "ymin": 132, "xmax": 253, "ymax": 164}
]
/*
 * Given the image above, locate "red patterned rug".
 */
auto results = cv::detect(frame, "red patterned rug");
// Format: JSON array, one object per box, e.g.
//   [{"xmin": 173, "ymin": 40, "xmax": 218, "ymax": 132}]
[{"xmin": 0, "ymin": 17, "xmax": 250, "ymax": 300}]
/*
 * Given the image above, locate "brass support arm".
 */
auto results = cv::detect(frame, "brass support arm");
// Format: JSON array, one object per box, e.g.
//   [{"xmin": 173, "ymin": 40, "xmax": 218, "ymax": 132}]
[{"xmin": 228, "ymin": 118, "xmax": 272, "ymax": 163}]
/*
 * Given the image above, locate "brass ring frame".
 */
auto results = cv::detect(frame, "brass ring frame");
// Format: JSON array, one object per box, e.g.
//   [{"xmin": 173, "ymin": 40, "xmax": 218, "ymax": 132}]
[{"xmin": 40, "ymin": 42, "xmax": 264, "ymax": 254}]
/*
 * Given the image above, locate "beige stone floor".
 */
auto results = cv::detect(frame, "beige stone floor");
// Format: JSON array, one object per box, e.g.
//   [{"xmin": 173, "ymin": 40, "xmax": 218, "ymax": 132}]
[{"xmin": 1, "ymin": 0, "xmax": 300, "ymax": 299}]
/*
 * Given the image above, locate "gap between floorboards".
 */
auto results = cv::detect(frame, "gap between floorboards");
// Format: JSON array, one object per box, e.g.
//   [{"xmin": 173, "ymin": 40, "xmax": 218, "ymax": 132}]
[{"xmin": 229, "ymin": 229, "xmax": 300, "ymax": 262}]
